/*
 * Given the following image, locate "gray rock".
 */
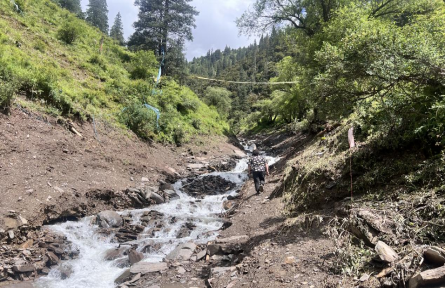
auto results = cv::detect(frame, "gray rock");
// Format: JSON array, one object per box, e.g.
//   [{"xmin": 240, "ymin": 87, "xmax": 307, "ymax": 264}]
[
  {"xmin": 12, "ymin": 263, "xmax": 35, "ymax": 273},
  {"xmin": 164, "ymin": 189, "xmax": 179, "ymax": 200},
  {"xmin": 104, "ymin": 247, "xmax": 129, "ymax": 261},
  {"xmin": 96, "ymin": 211, "xmax": 123, "ymax": 228},
  {"xmin": 207, "ymin": 244, "xmax": 222, "ymax": 256},
  {"xmin": 211, "ymin": 266, "xmax": 236, "ymax": 275},
  {"xmin": 58, "ymin": 263, "xmax": 73, "ymax": 280},
  {"xmin": 408, "ymin": 266, "xmax": 445, "ymax": 288},
  {"xmin": 215, "ymin": 235, "xmax": 249, "ymax": 245},
  {"xmin": 424, "ymin": 247, "xmax": 445, "ymax": 266},
  {"xmin": 115, "ymin": 268, "xmax": 131, "ymax": 284},
  {"xmin": 129, "ymin": 262, "xmax": 168, "ymax": 274},
  {"xmin": 375, "ymin": 241, "xmax": 398, "ymax": 263},
  {"xmin": 128, "ymin": 250, "xmax": 144, "ymax": 265},
  {"xmin": 47, "ymin": 251, "xmax": 60, "ymax": 265},
  {"xmin": 146, "ymin": 192, "xmax": 164, "ymax": 204},
  {"xmin": 7, "ymin": 230, "xmax": 14, "ymax": 239},
  {"xmin": 196, "ymin": 250, "xmax": 207, "ymax": 261},
  {"xmin": 166, "ymin": 243, "xmax": 196, "ymax": 261}
]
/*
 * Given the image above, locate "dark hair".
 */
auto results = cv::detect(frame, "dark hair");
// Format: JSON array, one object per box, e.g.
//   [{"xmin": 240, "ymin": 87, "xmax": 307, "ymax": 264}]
[{"xmin": 252, "ymin": 149, "xmax": 260, "ymax": 156}]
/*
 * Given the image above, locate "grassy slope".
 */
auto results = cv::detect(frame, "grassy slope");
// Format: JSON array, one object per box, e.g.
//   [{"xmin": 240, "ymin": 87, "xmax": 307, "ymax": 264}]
[{"xmin": 0, "ymin": 0, "xmax": 228, "ymax": 143}]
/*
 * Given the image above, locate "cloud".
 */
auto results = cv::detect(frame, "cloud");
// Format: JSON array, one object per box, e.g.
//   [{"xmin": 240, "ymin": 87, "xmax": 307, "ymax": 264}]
[{"xmin": 81, "ymin": 0, "xmax": 257, "ymax": 60}]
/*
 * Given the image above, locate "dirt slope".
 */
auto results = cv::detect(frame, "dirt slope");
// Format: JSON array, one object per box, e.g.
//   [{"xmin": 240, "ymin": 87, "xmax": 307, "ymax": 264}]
[{"xmin": 0, "ymin": 106, "xmax": 241, "ymax": 227}]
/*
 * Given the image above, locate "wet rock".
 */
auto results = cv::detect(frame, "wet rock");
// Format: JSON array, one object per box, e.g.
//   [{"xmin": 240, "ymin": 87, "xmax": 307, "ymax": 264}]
[
  {"xmin": 408, "ymin": 266, "xmax": 445, "ymax": 288},
  {"xmin": 104, "ymin": 247, "xmax": 129, "ymax": 261},
  {"xmin": 115, "ymin": 268, "xmax": 131, "ymax": 284},
  {"xmin": 47, "ymin": 251, "xmax": 60, "ymax": 265},
  {"xmin": 147, "ymin": 192, "xmax": 164, "ymax": 204},
  {"xmin": 176, "ymin": 222, "xmax": 196, "ymax": 238},
  {"xmin": 128, "ymin": 249, "xmax": 144, "ymax": 265},
  {"xmin": 181, "ymin": 175, "xmax": 236, "ymax": 196},
  {"xmin": 375, "ymin": 241, "xmax": 398, "ymax": 263},
  {"xmin": 163, "ymin": 189, "xmax": 179, "ymax": 201},
  {"xmin": 96, "ymin": 211, "xmax": 123, "ymax": 228},
  {"xmin": 58, "ymin": 263, "xmax": 73, "ymax": 280},
  {"xmin": 129, "ymin": 262, "xmax": 168, "ymax": 274},
  {"xmin": 223, "ymin": 200, "xmax": 234, "ymax": 210},
  {"xmin": 424, "ymin": 247, "xmax": 445, "ymax": 266}
]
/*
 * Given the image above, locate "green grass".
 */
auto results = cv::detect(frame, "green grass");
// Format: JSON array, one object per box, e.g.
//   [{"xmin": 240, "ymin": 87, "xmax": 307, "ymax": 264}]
[{"xmin": 0, "ymin": 0, "xmax": 228, "ymax": 143}]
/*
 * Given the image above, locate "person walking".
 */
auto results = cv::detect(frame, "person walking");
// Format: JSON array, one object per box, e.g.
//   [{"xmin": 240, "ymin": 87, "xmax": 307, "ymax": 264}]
[{"xmin": 248, "ymin": 149, "xmax": 269, "ymax": 194}]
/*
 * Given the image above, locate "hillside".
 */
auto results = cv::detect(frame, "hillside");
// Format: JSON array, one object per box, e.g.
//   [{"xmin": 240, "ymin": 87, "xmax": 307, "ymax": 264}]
[{"xmin": 0, "ymin": 0, "xmax": 227, "ymax": 144}]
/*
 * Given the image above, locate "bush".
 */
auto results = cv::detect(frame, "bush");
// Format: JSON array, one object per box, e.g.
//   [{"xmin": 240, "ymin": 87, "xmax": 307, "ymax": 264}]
[
  {"xmin": 173, "ymin": 126, "xmax": 186, "ymax": 146},
  {"xmin": 128, "ymin": 51, "xmax": 157, "ymax": 80},
  {"xmin": 0, "ymin": 80, "xmax": 17, "ymax": 111},
  {"xmin": 57, "ymin": 19, "xmax": 81, "ymax": 44},
  {"xmin": 119, "ymin": 102, "xmax": 157, "ymax": 139},
  {"xmin": 192, "ymin": 119, "xmax": 201, "ymax": 130},
  {"xmin": 88, "ymin": 54, "xmax": 107, "ymax": 70}
]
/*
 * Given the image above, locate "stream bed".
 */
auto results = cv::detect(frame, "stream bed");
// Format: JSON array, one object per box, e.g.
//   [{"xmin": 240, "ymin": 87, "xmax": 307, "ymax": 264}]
[{"xmin": 34, "ymin": 144, "xmax": 279, "ymax": 288}]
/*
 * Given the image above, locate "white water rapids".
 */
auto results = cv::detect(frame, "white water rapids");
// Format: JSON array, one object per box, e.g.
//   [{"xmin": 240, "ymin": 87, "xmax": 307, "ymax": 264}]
[{"xmin": 35, "ymin": 146, "xmax": 279, "ymax": 288}]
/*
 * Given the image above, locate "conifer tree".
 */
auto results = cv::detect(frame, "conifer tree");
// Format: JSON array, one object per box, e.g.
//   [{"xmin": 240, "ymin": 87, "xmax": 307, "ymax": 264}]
[
  {"xmin": 86, "ymin": 0, "xmax": 109, "ymax": 34},
  {"xmin": 110, "ymin": 12, "xmax": 125, "ymax": 45},
  {"xmin": 58, "ymin": 0, "xmax": 82, "ymax": 17},
  {"xmin": 128, "ymin": 0, "xmax": 199, "ymax": 75}
]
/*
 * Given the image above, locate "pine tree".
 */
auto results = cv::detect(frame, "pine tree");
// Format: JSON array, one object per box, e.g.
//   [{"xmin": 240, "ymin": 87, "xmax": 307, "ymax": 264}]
[
  {"xmin": 86, "ymin": 0, "xmax": 109, "ymax": 34},
  {"xmin": 110, "ymin": 13, "xmax": 125, "ymax": 45},
  {"xmin": 58, "ymin": 0, "xmax": 82, "ymax": 17},
  {"xmin": 128, "ymin": 0, "xmax": 199, "ymax": 75}
]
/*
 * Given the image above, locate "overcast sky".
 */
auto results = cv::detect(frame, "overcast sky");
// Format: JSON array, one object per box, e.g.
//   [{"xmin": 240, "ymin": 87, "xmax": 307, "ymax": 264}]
[{"xmin": 80, "ymin": 0, "xmax": 257, "ymax": 60}]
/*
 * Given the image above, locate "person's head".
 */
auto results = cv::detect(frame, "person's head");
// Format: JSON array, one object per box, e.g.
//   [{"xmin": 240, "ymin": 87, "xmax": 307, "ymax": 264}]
[{"xmin": 253, "ymin": 149, "xmax": 260, "ymax": 156}]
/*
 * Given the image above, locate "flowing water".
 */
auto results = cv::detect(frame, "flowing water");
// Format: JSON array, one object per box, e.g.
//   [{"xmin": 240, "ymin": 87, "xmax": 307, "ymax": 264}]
[{"xmin": 35, "ymin": 144, "xmax": 279, "ymax": 288}]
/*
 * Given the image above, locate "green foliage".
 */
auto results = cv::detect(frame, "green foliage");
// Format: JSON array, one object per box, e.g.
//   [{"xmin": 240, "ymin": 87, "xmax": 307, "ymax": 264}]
[
  {"xmin": 203, "ymin": 87, "xmax": 232, "ymax": 118},
  {"xmin": 0, "ymin": 0, "xmax": 227, "ymax": 144},
  {"xmin": 128, "ymin": 51, "xmax": 157, "ymax": 80},
  {"xmin": 58, "ymin": 19, "xmax": 82, "ymax": 44},
  {"xmin": 55, "ymin": 0, "xmax": 82, "ymax": 16},
  {"xmin": 119, "ymin": 102, "xmax": 157, "ymax": 139}
]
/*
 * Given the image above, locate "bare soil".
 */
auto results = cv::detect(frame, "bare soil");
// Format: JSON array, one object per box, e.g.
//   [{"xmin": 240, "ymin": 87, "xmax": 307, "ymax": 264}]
[{"xmin": 0, "ymin": 106, "xmax": 243, "ymax": 227}]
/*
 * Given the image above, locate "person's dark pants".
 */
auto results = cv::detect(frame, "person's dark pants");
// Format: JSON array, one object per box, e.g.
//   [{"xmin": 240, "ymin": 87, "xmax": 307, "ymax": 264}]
[{"xmin": 252, "ymin": 171, "xmax": 265, "ymax": 193}]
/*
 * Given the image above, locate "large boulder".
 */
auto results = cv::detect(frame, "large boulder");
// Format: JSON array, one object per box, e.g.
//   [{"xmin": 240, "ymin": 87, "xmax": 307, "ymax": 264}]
[
  {"xmin": 96, "ymin": 211, "xmax": 123, "ymax": 228},
  {"xmin": 166, "ymin": 242, "xmax": 196, "ymax": 261},
  {"xmin": 129, "ymin": 262, "xmax": 168, "ymax": 274},
  {"xmin": 408, "ymin": 266, "xmax": 445, "ymax": 288}
]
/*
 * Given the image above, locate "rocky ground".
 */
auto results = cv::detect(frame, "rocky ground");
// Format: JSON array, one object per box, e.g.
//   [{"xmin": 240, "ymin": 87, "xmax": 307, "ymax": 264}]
[{"xmin": 0, "ymin": 108, "xmax": 444, "ymax": 288}]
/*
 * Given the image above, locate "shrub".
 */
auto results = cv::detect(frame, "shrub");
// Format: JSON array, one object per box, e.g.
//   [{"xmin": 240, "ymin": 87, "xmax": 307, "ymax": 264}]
[
  {"xmin": 192, "ymin": 119, "xmax": 201, "ymax": 130},
  {"xmin": 173, "ymin": 126, "xmax": 186, "ymax": 146},
  {"xmin": 119, "ymin": 102, "xmax": 157, "ymax": 139},
  {"xmin": 0, "ymin": 80, "xmax": 17, "ymax": 111},
  {"xmin": 88, "ymin": 54, "xmax": 106, "ymax": 70},
  {"xmin": 128, "ymin": 51, "xmax": 157, "ymax": 80},
  {"xmin": 57, "ymin": 19, "xmax": 81, "ymax": 44}
]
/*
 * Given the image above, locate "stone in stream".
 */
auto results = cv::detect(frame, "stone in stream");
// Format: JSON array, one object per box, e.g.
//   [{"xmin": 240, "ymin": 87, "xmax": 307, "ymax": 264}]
[
  {"xmin": 115, "ymin": 268, "xmax": 131, "ymax": 284},
  {"xmin": 46, "ymin": 251, "xmax": 60, "ymax": 265},
  {"xmin": 128, "ymin": 249, "xmax": 144, "ymax": 265},
  {"xmin": 146, "ymin": 192, "xmax": 164, "ymax": 204},
  {"xmin": 104, "ymin": 246, "xmax": 129, "ymax": 261},
  {"xmin": 96, "ymin": 211, "xmax": 123, "ymax": 228},
  {"xmin": 163, "ymin": 189, "xmax": 179, "ymax": 201}
]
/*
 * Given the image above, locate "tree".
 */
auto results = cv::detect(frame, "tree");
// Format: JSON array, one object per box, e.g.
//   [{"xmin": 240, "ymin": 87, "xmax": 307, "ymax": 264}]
[
  {"xmin": 57, "ymin": 0, "xmax": 82, "ymax": 17},
  {"xmin": 86, "ymin": 0, "xmax": 109, "ymax": 34},
  {"xmin": 236, "ymin": 0, "xmax": 340, "ymax": 36},
  {"xmin": 203, "ymin": 87, "xmax": 232, "ymax": 118},
  {"xmin": 110, "ymin": 12, "xmax": 125, "ymax": 45},
  {"xmin": 128, "ymin": 0, "xmax": 199, "ymax": 75}
]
